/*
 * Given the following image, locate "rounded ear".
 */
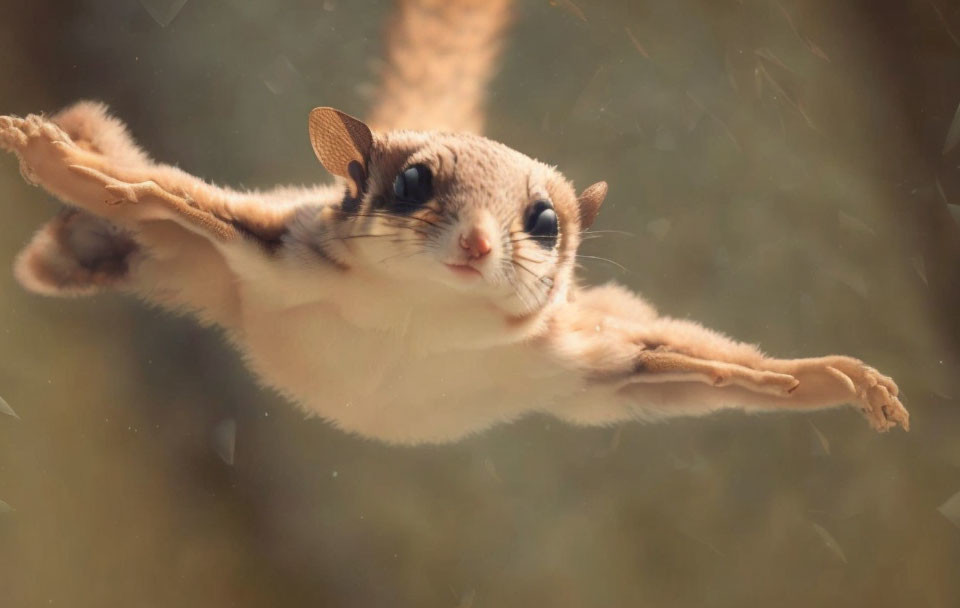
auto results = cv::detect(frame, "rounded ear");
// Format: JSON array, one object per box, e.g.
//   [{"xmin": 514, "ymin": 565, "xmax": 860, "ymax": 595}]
[
  {"xmin": 308, "ymin": 107, "xmax": 373, "ymax": 198},
  {"xmin": 577, "ymin": 181, "xmax": 608, "ymax": 228}
]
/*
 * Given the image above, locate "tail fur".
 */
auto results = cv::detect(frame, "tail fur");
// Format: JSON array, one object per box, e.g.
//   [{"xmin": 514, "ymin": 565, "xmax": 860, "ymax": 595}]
[{"xmin": 366, "ymin": 0, "xmax": 513, "ymax": 135}]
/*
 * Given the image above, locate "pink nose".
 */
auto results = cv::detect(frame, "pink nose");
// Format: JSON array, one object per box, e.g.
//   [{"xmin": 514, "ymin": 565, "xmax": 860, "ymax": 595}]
[{"xmin": 459, "ymin": 228, "xmax": 492, "ymax": 259}]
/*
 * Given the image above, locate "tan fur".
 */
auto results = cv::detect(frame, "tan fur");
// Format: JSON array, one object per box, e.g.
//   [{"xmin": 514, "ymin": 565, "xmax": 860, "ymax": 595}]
[
  {"xmin": 0, "ymin": 1, "xmax": 908, "ymax": 443},
  {"xmin": 13, "ymin": 208, "xmax": 137, "ymax": 296},
  {"xmin": 367, "ymin": 0, "xmax": 512, "ymax": 134},
  {"xmin": 52, "ymin": 101, "xmax": 152, "ymax": 166}
]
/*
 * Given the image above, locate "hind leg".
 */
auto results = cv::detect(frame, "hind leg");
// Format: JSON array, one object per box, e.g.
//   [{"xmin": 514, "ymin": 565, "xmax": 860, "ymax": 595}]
[{"xmin": 13, "ymin": 208, "xmax": 138, "ymax": 296}]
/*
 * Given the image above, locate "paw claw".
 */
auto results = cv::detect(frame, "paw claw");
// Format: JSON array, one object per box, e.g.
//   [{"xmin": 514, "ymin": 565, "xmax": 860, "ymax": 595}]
[
  {"xmin": 831, "ymin": 360, "xmax": 909, "ymax": 432},
  {"xmin": 104, "ymin": 183, "xmax": 137, "ymax": 202},
  {"xmin": 0, "ymin": 115, "xmax": 27, "ymax": 151}
]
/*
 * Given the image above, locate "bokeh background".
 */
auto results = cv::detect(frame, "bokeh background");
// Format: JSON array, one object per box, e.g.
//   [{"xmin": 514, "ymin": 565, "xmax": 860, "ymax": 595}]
[{"xmin": 1, "ymin": 0, "xmax": 960, "ymax": 606}]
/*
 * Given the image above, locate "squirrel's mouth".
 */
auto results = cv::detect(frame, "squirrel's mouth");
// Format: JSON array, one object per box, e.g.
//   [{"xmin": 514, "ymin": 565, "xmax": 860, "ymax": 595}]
[{"xmin": 444, "ymin": 263, "xmax": 482, "ymax": 279}]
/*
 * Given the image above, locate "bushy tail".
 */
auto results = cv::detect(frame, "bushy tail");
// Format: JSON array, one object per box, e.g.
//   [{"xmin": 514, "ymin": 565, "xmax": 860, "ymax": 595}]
[{"xmin": 366, "ymin": 0, "xmax": 513, "ymax": 135}]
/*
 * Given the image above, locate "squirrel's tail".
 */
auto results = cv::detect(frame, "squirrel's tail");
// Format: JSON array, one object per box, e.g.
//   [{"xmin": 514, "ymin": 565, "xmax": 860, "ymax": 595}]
[{"xmin": 366, "ymin": 0, "xmax": 513, "ymax": 135}]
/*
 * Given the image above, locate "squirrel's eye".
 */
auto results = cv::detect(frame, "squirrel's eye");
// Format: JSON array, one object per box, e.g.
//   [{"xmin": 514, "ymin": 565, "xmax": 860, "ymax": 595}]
[
  {"xmin": 524, "ymin": 200, "xmax": 559, "ymax": 248},
  {"xmin": 393, "ymin": 164, "xmax": 433, "ymax": 209}
]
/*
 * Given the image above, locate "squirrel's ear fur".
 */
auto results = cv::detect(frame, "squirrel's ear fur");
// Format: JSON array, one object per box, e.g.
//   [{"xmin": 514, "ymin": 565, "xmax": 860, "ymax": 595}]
[
  {"xmin": 577, "ymin": 181, "xmax": 607, "ymax": 229},
  {"xmin": 308, "ymin": 107, "xmax": 373, "ymax": 199}
]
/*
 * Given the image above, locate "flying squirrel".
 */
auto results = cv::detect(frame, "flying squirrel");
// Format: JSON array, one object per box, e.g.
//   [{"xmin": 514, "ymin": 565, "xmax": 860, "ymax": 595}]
[{"xmin": 0, "ymin": 0, "xmax": 908, "ymax": 444}]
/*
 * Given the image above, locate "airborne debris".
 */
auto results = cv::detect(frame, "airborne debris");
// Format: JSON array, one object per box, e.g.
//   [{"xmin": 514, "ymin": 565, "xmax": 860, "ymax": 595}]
[
  {"xmin": 685, "ymin": 91, "xmax": 741, "ymax": 152},
  {"xmin": 593, "ymin": 426, "xmax": 622, "ymax": 458},
  {"xmin": 625, "ymin": 27, "xmax": 650, "ymax": 59},
  {"xmin": 809, "ymin": 422, "xmax": 831, "ymax": 456},
  {"xmin": 654, "ymin": 126, "xmax": 677, "ymax": 151},
  {"xmin": 774, "ymin": 1, "xmax": 831, "ymax": 61},
  {"xmin": 911, "ymin": 256, "xmax": 928, "ymax": 286},
  {"xmin": 756, "ymin": 63, "xmax": 817, "ymax": 131},
  {"xmin": 213, "ymin": 418, "xmax": 237, "ymax": 466},
  {"xmin": 936, "ymin": 178, "xmax": 960, "ymax": 227},
  {"xmin": 548, "ymin": 0, "xmax": 587, "ymax": 23},
  {"xmin": 810, "ymin": 522, "xmax": 847, "ymax": 563},
  {"xmin": 0, "ymin": 395, "xmax": 18, "ymax": 419},
  {"xmin": 0, "ymin": 499, "xmax": 12, "ymax": 514},
  {"xmin": 646, "ymin": 218, "xmax": 672, "ymax": 241},
  {"xmin": 928, "ymin": 0, "xmax": 960, "ymax": 50},
  {"xmin": 482, "ymin": 457, "xmax": 501, "ymax": 482},
  {"xmin": 139, "ymin": 0, "xmax": 189, "ymax": 27},
  {"xmin": 837, "ymin": 210, "xmax": 877, "ymax": 237},
  {"xmin": 455, "ymin": 588, "xmax": 477, "ymax": 608},
  {"xmin": 944, "ymin": 102, "xmax": 960, "ymax": 155},
  {"xmin": 937, "ymin": 490, "xmax": 960, "ymax": 529},
  {"xmin": 262, "ymin": 55, "xmax": 302, "ymax": 96}
]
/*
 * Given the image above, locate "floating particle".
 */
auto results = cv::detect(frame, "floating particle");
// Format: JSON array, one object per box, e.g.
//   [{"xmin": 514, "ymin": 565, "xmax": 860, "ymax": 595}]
[
  {"xmin": 646, "ymin": 218, "xmax": 671, "ymax": 241},
  {"xmin": 653, "ymin": 126, "xmax": 677, "ymax": 151},
  {"xmin": 911, "ymin": 256, "xmax": 928, "ymax": 286},
  {"xmin": 548, "ymin": 0, "xmax": 587, "ymax": 22},
  {"xmin": 455, "ymin": 589, "xmax": 477, "ymax": 608},
  {"xmin": 139, "ymin": 0, "xmax": 189, "ymax": 27},
  {"xmin": 213, "ymin": 418, "xmax": 236, "ymax": 466},
  {"xmin": 809, "ymin": 421, "xmax": 830, "ymax": 456},
  {"xmin": 482, "ymin": 457, "xmax": 501, "ymax": 483},
  {"xmin": 262, "ymin": 55, "xmax": 302, "ymax": 96},
  {"xmin": 837, "ymin": 210, "xmax": 876, "ymax": 237},
  {"xmin": 676, "ymin": 526, "xmax": 725, "ymax": 557},
  {"xmin": 928, "ymin": 1, "xmax": 960, "ymax": 50},
  {"xmin": 594, "ymin": 426, "xmax": 623, "ymax": 458},
  {"xmin": 624, "ymin": 27, "xmax": 650, "ymax": 59},
  {"xmin": 685, "ymin": 91, "xmax": 741, "ymax": 151},
  {"xmin": 0, "ymin": 395, "xmax": 18, "ymax": 419},
  {"xmin": 810, "ymin": 522, "xmax": 847, "ymax": 563},
  {"xmin": 0, "ymin": 499, "xmax": 12, "ymax": 514},
  {"xmin": 936, "ymin": 178, "xmax": 960, "ymax": 227},
  {"xmin": 937, "ymin": 490, "xmax": 960, "ymax": 529},
  {"xmin": 943, "ymin": 103, "xmax": 960, "ymax": 155},
  {"xmin": 827, "ymin": 267, "xmax": 869, "ymax": 299},
  {"xmin": 947, "ymin": 205, "xmax": 960, "ymax": 228}
]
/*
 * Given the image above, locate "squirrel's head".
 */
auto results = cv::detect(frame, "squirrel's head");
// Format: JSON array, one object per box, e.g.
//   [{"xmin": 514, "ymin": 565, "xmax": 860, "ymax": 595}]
[{"xmin": 308, "ymin": 107, "xmax": 607, "ymax": 317}]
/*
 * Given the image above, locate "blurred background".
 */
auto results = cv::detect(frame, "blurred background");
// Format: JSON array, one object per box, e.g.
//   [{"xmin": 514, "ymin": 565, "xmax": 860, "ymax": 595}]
[{"xmin": 1, "ymin": 0, "xmax": 959, "ymax": 606}]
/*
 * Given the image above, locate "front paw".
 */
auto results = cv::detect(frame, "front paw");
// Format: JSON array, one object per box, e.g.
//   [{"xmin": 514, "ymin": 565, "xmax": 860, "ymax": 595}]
[
  {"xmin": 0, "ymin": 114, "xmax": 77, "ymax": 184},
  {"xmin": 824, "ymin": 357, "xmax": 909, "ymax": 432}
]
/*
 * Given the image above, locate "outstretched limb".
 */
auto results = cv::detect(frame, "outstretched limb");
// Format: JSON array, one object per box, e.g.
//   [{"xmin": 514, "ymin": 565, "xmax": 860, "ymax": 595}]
[
  {"xmin": 0, "ymin": 112, "xmax": 290, "ymax": 243},
  {"xmin": 545, "ymin": 284, "xmax": 909, "ymax": 432},
  {"xmin": 1, "ymin": 106, "xmax": 302, "ymax": 326}
]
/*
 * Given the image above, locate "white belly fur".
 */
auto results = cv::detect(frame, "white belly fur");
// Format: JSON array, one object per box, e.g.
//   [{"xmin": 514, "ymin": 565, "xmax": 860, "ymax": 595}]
[{"xmin": 230, "ymin": 259, "xmax": 581, "ymax": 444}]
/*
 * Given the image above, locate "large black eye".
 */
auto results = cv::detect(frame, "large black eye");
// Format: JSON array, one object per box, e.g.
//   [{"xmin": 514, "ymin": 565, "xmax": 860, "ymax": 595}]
[
  {"xmin": 392, "ymin": 164, "xmax": 433, "ymax": 210},
  {"xmin": 524, "ymin": 200, "xmax": 559, "ymax": 248}
]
